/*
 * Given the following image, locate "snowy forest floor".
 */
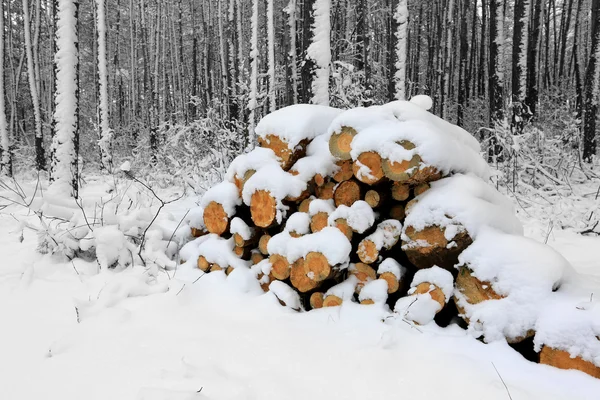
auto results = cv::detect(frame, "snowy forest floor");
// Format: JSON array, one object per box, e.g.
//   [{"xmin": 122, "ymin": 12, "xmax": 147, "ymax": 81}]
[{"xmin": 1, "ymin": 171, "xmax": 600, "ymax": 400}]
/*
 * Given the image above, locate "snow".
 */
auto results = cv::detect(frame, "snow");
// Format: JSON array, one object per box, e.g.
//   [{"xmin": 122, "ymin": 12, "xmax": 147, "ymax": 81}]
[
  {"xmin": 269, "ymin": 281, "xmax": 303, "ymax": 311},
  {"xmin": 267, "ymin": 227, "xmax": 351, "ymax": 266},
  {"xmin": 119, "ymin": 160, "xmax": 131, "ymax": 172},
  {"xmin": 308, "ymin": 198, "xmax": 335, "ymax": 216},
  {"xmin": 200, "ymin": 181, "xmax": 241, "ymax": 217},
  {"xmin": 366, "ymin": 220, "xmax": 403, "ymax": 250},
  {"xmin": 96, "ymin": 0, "xmax": 113, "ymax": 170},
  {"xmin": 394, "ymin": 0, "xmax": 408, "ymax": 100},
  {"xmin": 409, "ymin": 95, "xmax": 433, "ymax": 111},
  {"xmin": 410, "ymin": 266, "xmax": 454, "ymax": 302},
  {"xmin": 284, "ymin": 212, "xmax": 311, "ymax": 235},
  {"xmin": 306, "ymin": 0, "xmax": 331, "ymax": 105},
  {"xmin": 247, "ymin": 0, "xmax": 259, "ymax": 141},
  {"xmin": 230, "ymin": 217, "xmax": 254, "ymax": 240},
  {"xmin": 327, "ymin": 106, "xmax": 396, "ymax": 138},
  {"xmin": 378, "ymin": 258, "xmax": 407, "ymax": 281},
  {"xmin": 0, "ymin": 5, "xmax": 8, "ymax": 175},
  {"xmin": 225, "ymin": 147, "xmax": 280, "ymax": 182},
  {"xmin": 326, "ymin": 275, "xmax": 358, "ymax": 300},
  {"xmin": 255, "ymin": 104, "xmax": 342, "ymax": 149},
  {"xmin": 456, "ymin": 227, "xmax": 574, "ymax": 343},
  {"xmin": 196, "ymin": 235, "xmax": 249, "ymax": 271},
  {"xmin": 402, "ymin": 174, "xmax": 523, "ymax": 242},
  {"xmin": 184, "ymin": 206, "xmax": 205, "ymax": 231},
  {"xmin": 267, "ymin": 0, "xmax": 276, "ymax": 112},
  {"xmin": 395, "ymin": 291, "xmax": 443, "ymax": 326},
  {"xmin": 327, "ymin": 201, "xmax": 375, "ymax": 233},
  {"xmin": 289, "ymin": 134, "xmax": 338, "ymax": 182},
  {"xmin": 359, "ymin": 279, "xmax": 389, "ymax": 304}
]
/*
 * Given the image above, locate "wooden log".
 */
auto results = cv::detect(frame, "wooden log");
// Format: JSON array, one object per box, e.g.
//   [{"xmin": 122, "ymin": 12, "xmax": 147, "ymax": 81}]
[
  {"xmin": 258, "ymin": 234, "xmax": 271, "ymax": 255},
  {"xmin": 357, "ymin": 238, "xmax": 379, "ymax": 264},
  {"xmin": 413, "ymin": 282, "xmax": 446, "ymax": 310},
  {"xmin": 233, "ymin": 169, "xmax": 256, "ymax": 197},
  {"xmin": 323, "ymin": 295, "xmax": 343, "ymax": 307},
  {"xmin": 310, "ymin": 212, "xmax": 329, "ymax": 233},
  {"xmin": 390, "ymin": 182, "xmax": 410, "ymax": 201},
  {"xmin": 413, "ymin": 182, "xmax": 431, "ymax": 196},
  {"xmin": 250, "ymin": 190, "xmax": 278, "ymax": 228},
  {"xmin": 191, "ymin": 227, "xmax": 208, "ymax": 238},
  {"xmin": 233, "ymin": 228, "xmax": 260, "ymax": 248},
  {"xmin": 403, "ymin": 225, "xmax": 472, "ymax": 270},
  {"xmin": 251, "ymin": 250, "xmax": 265, "ymax": 265},
  {"xmin": 298, "ymin": 197, "xmax": 314, "ymax": 213},
  {"xmin": 257, "ymin": 272, "xmax": 276, "ymax": 293},
  {"xmin": 357, "ymin": 220, "xmax": 402, "ymax": 264},
  {"xmin": 314, "ymin": 173, "xmax": 326, "ymax": 187},
  {"xmin": 332, "ymin": 159, "xmax": 354, "ymax": 182},
  {"xmin": 269, "ymin": 254, "xmax": 291, "ymax": 280},
  {"xmin": 203, "ymin": 201, "xmax": 230, "ymax": 235},
  {"xmin": 290, "ymin": 258, "xmax": 320, "ymax": 293},
  {"xmin": 389, "ymin": 203, "xmax": 406, "ymax": 221},
  {"xmin": 540, "ymin": 346, "xmax": 600, "ymax": 379},
  {"xmin": 226, "ymin": 266, "xmax": 235, "ymax": 275},
  {"xmin": 329, "ymin": 126, "xmax": 358, "ymax": 160},
  {"xmin": 364, "ymin": 189, "xmax": 387, "ymax": 209},
  {"xmin": 349, "ymin": 263, "xmax": 377, "ymax": 293},
  {"xmin": 304, "ymin": 252, "xmax": 332, "ymax": 282},
  {"xmin": 333, "ymin": 179, "xmax": 362, "ymax": 207},
  {"xmin": 381, "ymin": 140, "xmax": 421, "ymax": 182},
  {"xmin": 332, "ymin": 218, "xmax": 353, "ymax": 241},
  {"xmin": 379, "ymin": 272, "xmax": 401, "ymax": 294},
  {"xmin": 210, "ymin": 263, "xmax": 224, "ymax": 272},
  {"xmin": 316, "ymin": 181, "xmax": 336, "ymax": 200},
  {"xmin": 233, "ymin": 245, "xmax": 251, "ymax": 259},
  {"xmin": 352, "ymin": 151, "xmax": 385, "ymax": 185},
  {"xmin": 197, "ymin": 255, "xmax": 211, "ymax": 272},
  {"xmin": 310, "ymin": 292, "xmax": 325, "ymax": 309},
  {"xmin": 258, "ymin": 134, "xmax": 310, "ymax": 171}
]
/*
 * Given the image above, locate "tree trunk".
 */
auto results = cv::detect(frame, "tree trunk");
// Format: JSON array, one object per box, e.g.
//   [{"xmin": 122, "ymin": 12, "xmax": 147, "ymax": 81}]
[
  {"xmin": 582, "ymin": 0, "xmax": 599, "ymax": 162},
  {"xmin": 394, "ymin": 0, "xmax": 408, "ymax": 100},
  {"xmin": 248, "ymin": 0, "xmax": 259, "ymax": 146},
  {"xmin": 526, "ymin": 0, "xmax": 543, "ymax": 117},
  {"xmin": 50, "ymin": 0, "xmax": 80, "ymax": 198},
  {"xmin": 0, "ymin": 0, "xmax": 11, "ymax": 176},
  {"xmin": 267, "ymin": 0, "xmax": 276, "ymax": 111},
  {"xmin": 287, "ymin": 0, "xmax": 298, "ymax": 105},
  {"xmin": 96, "ymin": 0, "xmax": 112, "ymax": 171},
  {"xmin": 457, "ymin": 0, "xmax": 470, "ymax": 127},
  {"xmin": 511, "ymin": 0, "xmax": 531, "ymax": 134},
  {"xmin": 306, "ymin": 0, "xmax": 331, "ymax": 106}
]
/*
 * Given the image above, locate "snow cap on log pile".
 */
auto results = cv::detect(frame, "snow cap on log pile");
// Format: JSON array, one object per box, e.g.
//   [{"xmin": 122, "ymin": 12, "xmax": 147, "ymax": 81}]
[
  {"xmin": 255, "ymin": 104, "xmax": 343, "ymax": 149},
  {"xmin": 284, "ymin": 212, "xmax": 311, "ymax": 236},
  {"xmin": 226, "ymin": 147, "xmax": 280, "ymax": 183},
  {"xmin": 200, "ymin": 181, "xmax": 242, "ymax": 217},
  {"xmin": 327, "ymin": 201, "xmax": 375, "ymax": 234},
  {"xmin": 230, "ymin": 217, "xmax": 254, "ymax": 241},
  {"xmin": 267, "ymin": 227, "xmax": 352, "ymax": 266},
  {"xmin": 290, "ymin": 134, "xmax": 338, "ymax": 182},
  {"xmin": 197, "ymin": 235, "xmax": 251, "ymax": 271},
  {"xmin": 359, "ymin": 279, "xmax": 389, "ymax": 304},
  {"xmin": 455, "ymin": 227, "xmax": 573, "ymax": 343},
  {"xmin": 349, "ymin": 119, "xmax": 489, "ymax": 181}
]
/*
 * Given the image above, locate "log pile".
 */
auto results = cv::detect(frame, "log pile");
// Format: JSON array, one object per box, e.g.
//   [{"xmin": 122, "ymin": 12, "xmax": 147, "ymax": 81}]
[{"xmin": 182, "ymin": 99, "xmax": 600, "ymax": 380}]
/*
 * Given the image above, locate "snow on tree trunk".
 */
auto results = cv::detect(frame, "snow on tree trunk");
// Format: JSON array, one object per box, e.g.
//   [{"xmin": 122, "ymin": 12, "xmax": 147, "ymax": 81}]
[
  {"xmin": 96, "ymin": 0, "xmax": 112, "ymax": 171},
  {"xmin": 0, "ymin": 0, "xmax": 10, "ymax": 177},
  {"xmin": 267, "ymin": 0, "xmax": 276, "ymax": 112},
  {"xmin": 511, "ymin": 0, "xmax": 531, "ymax": 133},
  {"xmin": 489, "ymin": 0, "xmax": 505, "ymax": 129},
  {"xmin": 583, "ymin": 0, "xmax": 600, "ymax": 162},
  {"xmin": 50, "ymin": 0, "xmax": 80, "ymax": 198},
  {"xmin": 247, "ymin": 0, "xmax": 259, "ymax": 147},
  {"xmin": 394, "ymin": 0, "xmax": 408, "ymax": 100},
  {"xmin": 306, "ymin": 0, "xmax": 331, "ymax": 106},
  {"xmin": 441, "ymin": 0, "xmax": 454, "ymax": 119},
  {"xmin": 218, "ymin": 0, "xmax": 229, "ymax": 118},
  {"xmin": 23, "ymin": 0, "xmax": 45, "ymax": 171},
  {"xmin": 286, "ymin": 0, "xmax": 298, "ymax": 104}
]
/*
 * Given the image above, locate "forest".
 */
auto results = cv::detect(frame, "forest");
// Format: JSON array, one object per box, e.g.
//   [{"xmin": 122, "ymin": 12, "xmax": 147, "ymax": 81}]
[{"xmin": 0, "ymin": 0, "xmax": 598, "ymax": 196}]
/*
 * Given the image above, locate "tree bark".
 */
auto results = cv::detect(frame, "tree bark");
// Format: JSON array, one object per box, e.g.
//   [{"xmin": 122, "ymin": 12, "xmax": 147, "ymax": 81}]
[{"xmin": 583, "ymin": 0, "xmax": 599, "ymax": 162}]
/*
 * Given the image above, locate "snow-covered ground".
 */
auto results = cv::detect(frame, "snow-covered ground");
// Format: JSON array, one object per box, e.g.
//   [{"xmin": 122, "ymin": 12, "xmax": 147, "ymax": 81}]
[{"xmin": 1, "ymin": 175, "xmax": 599, "ymax": 400}]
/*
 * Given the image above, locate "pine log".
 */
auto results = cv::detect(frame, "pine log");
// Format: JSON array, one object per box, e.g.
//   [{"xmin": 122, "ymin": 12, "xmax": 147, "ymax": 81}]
[
  {"xmin": 298, "ymin": 197, "xmax": 314, "ymax": 213},
  {"xmin": 381, "ymin": 140, "xmax": 421, "ymax": 182},
  {"xmin": 333, "ymin": 179, "xmax": 363, "ymax": 207},
  {"xmin": 540, "ymin": 346, "xmax": 600, "ymax": 379},
  {"xmin": 332, "ymin": 218, "xmax": 353, "ymax": 241},
  {"xmin": 251, "ymin": 250, "xmax": 265, "ymax": 265},
  {"xmin": 379, "ymin": 272, "xmax": 401, "ymax": 294},
  {"xmin": 352, "ymin": 152, "xmax": 385, "ymax": 185},
  {"xmin": 323, "ymin": 295, "xmax": 343, "ymax": 307},
  {"xmin": 250, "ymin": 190, "xmax": 278, "ymax": 228},
  {"xmin": 310, "ymin": 212, "xmax": 329, "ymax": 233},
  {"xmin": 233, "ymin": 169, "xmax": 256, "ymax": 197},
  {"xmin": 360, "ymin": 299, "xmax": 376, "ymax": 305},
  {"xmin": 197, "ymin": 255, "xmax": 211, "ymax": 272},
  {"xmin": 290, "ymin": 258, "xmax": 320, "ymax": 293},
  {"xmin": 233, "ymin": 229, "xmax": 260, "ymax": 248},
  {"xmin": 414, "ymin": 282, "xmax": 446, "ymax": 310},
  {"xmin": 210, "ymin": 263, "xmax": 224, "ymax": 272},
  {"xmin": 257, "ymin": 272, "xmax": 276, "ymax": 292},
  {"xmin": 403, "ymin": 225, "xmax": 472, "ymax": 270},
  {"xmin": 191, "ymin": 227, "xmax": 208, "ymax": 238},
  {"xmin": 234, "ymin": 245, "xmax": 251, "ymax": 259},
  {"xmin": 203, "ymin": 201, "xmax": 230, "ymax": 236},
  {"xmin": 258, "ymin": 234, "xmax": 271, "ymax": 255},
  {"xmin": 316, "ymin": 181, "xmax": 336, "ymax": 200},
  {"xmin": 390, "ymin": 182, "xmax": 410, "ymax": 201},
  {"xmin": 258, "ymin": 134, "xmax": 310, "ymax": 171},
  {"xmin": 332, "ymin": 159, "xmax": 354, "ymax": 182},
  {"xmin": 357, "ymin": 238, "xmax": 379, "ymax": 264},
  {"xmin": 364, "ymin": 189, "xmax": 387, "ymax": 209},
  {"xmin": 357, "ymin": 221, "xmax": 401, "ymax": 264},
  {"xmin": 329, "ymin": 126, "xmax": 358, "ymax": 160},
  {"xmin": 304, "ymin": 252, "xmax": 332, "ymax": 282},
  {"xmin": 349, "ymin": 263, "xmax": 377, "ymax": 293},
  {"xmin": 310, "ymin": 292, "xmax": 325, "ymax": 309},
  {"xmin": 269, "ymin": 254, "xmax": 291, "ymax": 280},
  {"xmin": 389, "ymin": 203, "xmax": 406, "ymax": 221},
  {"xmin": 413, "ymin": 182, "xmax": 431, "ymax": 196},
  {"xmin": 226, "ymin": 266, "xmax": 235, "ymax": 275}
]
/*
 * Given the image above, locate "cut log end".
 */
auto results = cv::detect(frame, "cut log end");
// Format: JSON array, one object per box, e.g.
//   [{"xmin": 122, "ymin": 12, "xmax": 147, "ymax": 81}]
[
  {"xmin": 389, "ymin": 204, "xmax": 406, "ymax": 221},
  {"xmin": 251, "ymin": 190, "xmax": 278, "ymax": 228},
  {"xmin": 333, "ymin": 159, "xmax": 354, "ymax": 182},
  {"xmin": 454, "ymin": 267, "xmax": 502, "ymax": 316},
  {"xmin": 298, "ymin": 198, "xmax": 314, "ymax": 213},
  {"xmin": 360, "ymin": 299, "xmax": 375, "ymax": 305},
  {"xmin": 191, "ymin": 227, "xmax": 208, "ymax": 238},
  {"xmin": 310, "ymin": 212, "xmax": 329, "ymax": 233},
  {"xmin": 210, "ymin": 263, "xmax": 224, "ymax": 272},
  {"xmin": 316, "ymin": 181, "xmax": 336, "ymax": 200},
  {"xmin": 353, "ymin": 152, "xmax": 385, "ymax": 185},
  {"xmin": 290, "ymin": 258, "xmax": 320, "ymax": 293},
  {"xmin": 329, "ymin": 126, "xmax": 357, "ymax": 160},
  {"xmin": 382, "ymin": 154, "xmax": 422, "ymax": 182},
  {"xmin": 391, "ymin": 182, "xmax": 410, "ymax": 201},
  {"xmin": 197, "ymin": 255, "xmax": 211, "ymax": 272},
  {"xmin": 350, "ymin": 263, "xmax": 377, "ymax": 293},
  {"xmin": 540, "ymin": 346, "xmax": 600, "ymax": 379},
  {"xmin": 310, "ymin": 292, "xmax": 325, "ymax": 309},
  {"xmin": 258, "ymin": 234, "xmax": 271, "ymax": 255},
  {"xmin": 251, "ymin": 251, "xmax": 265, "ymax": 265},
  {"xmin": 258, "ymin": 134, "xmax": 308, "ymax": 171},
  {"xmin": 305, "ymin": 252, "xmax": 332, "ymax": 282},
  {"xmin": 357, "ymin": 239, "xmax": 379, "ymax": 264},
  {"xmin": 323, "ymin": 295, "xmax": 343, "ymax": 308},
  {"xmin": 414, "ymin": 282, "xmax": 446, "ymax": 308},
  {"xmin": 269, "ymin": 254, "xmax": 291, "ymax": 280},
  {"xmin": 334, "ymin": 179, "xmax": 362, "ymax": 207},
  {"xmin": 203, "ymin": 201, "xmax": 230, "ymax": 235},
  {"xmin": 333, "ymin": 218, "xmax": 353, "ymax": 240},
  {"xmin": 365, "ymin": 190, "xmax": 383, "ymax": 208},
  {"xmin": 404, "ymin": 225, "xmax": 472, "ymax": 270},
  {"xmin": 379, "ymin": 272, "xmax": 400, "ymax": 294},
  {"xmin": 413, "ymin": 182, "xmax": 431, "ymax": 197}
]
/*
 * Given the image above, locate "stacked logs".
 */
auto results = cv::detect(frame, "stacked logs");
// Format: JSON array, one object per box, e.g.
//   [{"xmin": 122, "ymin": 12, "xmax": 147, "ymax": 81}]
[{"xmin": 186, "ymin": 101, "xmax": 600, "ymax": 380}]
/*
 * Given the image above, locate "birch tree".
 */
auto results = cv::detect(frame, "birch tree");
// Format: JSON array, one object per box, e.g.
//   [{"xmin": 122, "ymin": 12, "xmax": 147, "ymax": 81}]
[
  {"xmin": 96, "ymin": 0, "xmax": 113, "ymax": 171},
  {"xmin": 23, "ymin": 0, "xmax": 45, "ymax": 171},
  {"xmin": 50, "ymin": 0, "xmax": 80, "ymax": 197},
  {"xmin": 583, "ymin": 0, "xmax": 600, "ymax": 162},
  {"xmin": 0, "ymin": 1, "xmax": 10, "ymax": 177},
  {"xmin": 306, "ymin": 0, "xmax": 331, "ymax": 106},
  {"xmin": 394, "ymin": 0, "xmax": 408, "ymax": 100}
]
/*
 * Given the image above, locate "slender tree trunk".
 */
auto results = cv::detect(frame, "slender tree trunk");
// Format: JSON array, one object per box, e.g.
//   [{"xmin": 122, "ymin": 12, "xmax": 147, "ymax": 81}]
[
  {"xmin": 526, "ymin": 0, "xmax": 543, "ymax": 117},
  {"xmin": 0, "ymin": 0, "xmax": 11, "ymax": 176},
  {"xmin": 287, "ymin": 0, "xmax": 298, "ymax": 105},
  {"xmin": 457, "ymin": 0, "xmax": 470, "ymax": 127},
  {"xmin": 583, "ymin": 0, "xmax": 599, "ymax": 162},
  {"xmin": 440, "ymin": 0, "xmax": 454, "ymax": 119},
  {"xmin": 511, "ymin": 0, "xmax": 531, "ymax": 133},
  {"xmin": 267, "ymin": 0, "xmax": 276, "ymax": 111},
  {"xmin": 96, "ymin": 0, "xmax": 112, "ymax": 171},
  {"xmin": 573, "ymin": 0, "xmax": 584, "ymax": 123},
  {"xmin": 489, "ymin": 0, "xmax": 505, "ymax": 148},
  {"xmin": 248, "ymin": 0, "xmax": 259, "ymax": 146},
  {"xmin": 394, "ymin": 0, "xmax": 408, "ymax": 100},
  {"xmin": 50, "ymin": 0, "xmax": 79, "ymax": 197},
  {"xmin": 558, "ymin": 0, "xmax": 574, "ymax": 80},
  {"xmin": 300, "ymin": 0, "xmax": 315, "ymax": 103},
  {"xmin": 23, "ymin": 0, "xmax": 45, "ymax": 170},
  {"xmin": 479, "ymin": 0, "xmax": 488, "ymax": 97},
  {"xmin": 306, "ymin": 0, "xmax": 331, "ymax": 106}
]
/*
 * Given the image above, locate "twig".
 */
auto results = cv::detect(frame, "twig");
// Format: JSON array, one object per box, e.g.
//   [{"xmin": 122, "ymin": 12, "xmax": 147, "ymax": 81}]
[{"xmin": 492, "ymin": 362, "xmax": 513, "ymax": 400}]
